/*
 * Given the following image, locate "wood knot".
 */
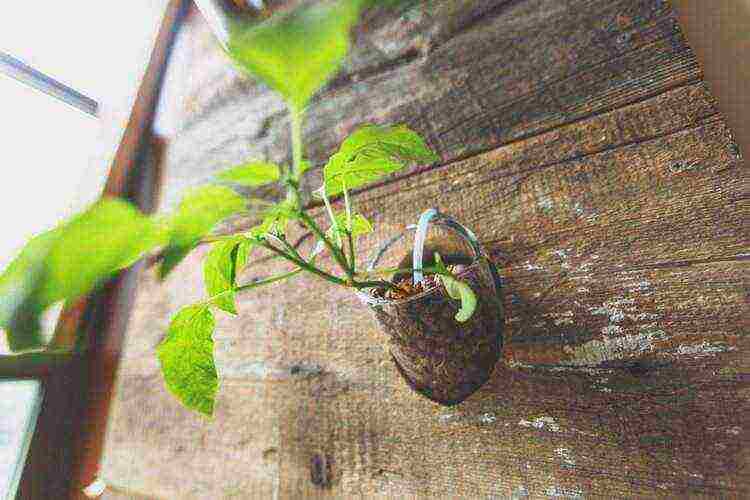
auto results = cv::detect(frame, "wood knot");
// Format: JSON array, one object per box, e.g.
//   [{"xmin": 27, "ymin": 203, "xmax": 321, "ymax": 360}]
[{"xmin": 310, "ymin": 453, "xmax": 334, "ymax": 489}]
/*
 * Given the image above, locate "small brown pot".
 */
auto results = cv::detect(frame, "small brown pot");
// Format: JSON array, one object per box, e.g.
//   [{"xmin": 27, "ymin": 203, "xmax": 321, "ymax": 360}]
[{"xmin": 358, "ymin": 210, "xmax": 504, "ymax": 406}]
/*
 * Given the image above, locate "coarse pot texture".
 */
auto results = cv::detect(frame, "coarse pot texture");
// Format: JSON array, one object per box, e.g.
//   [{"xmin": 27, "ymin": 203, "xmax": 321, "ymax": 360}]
[{"xmin": 363, "ymin": 257, "xmax": 504, "ymax": 405}]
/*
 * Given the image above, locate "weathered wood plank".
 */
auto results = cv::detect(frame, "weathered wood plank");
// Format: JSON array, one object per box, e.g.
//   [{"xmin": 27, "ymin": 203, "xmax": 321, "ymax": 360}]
[
  {"xmin": 101, "ymin": 77, "xmax": 748, "ymax": 497},
  {"xmin": 98, "ymin": 1, "xmax": 750, "ymax": 498},
  {"xmin": 160, "ymin": 0, "xmax": 695, "ymax": 209}
]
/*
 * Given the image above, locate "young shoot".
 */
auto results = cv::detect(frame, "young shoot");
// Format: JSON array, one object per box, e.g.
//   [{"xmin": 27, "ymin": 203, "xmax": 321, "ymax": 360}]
[{"xmin": 0, "ymin": 0, "xmax": 478, "ymax": 416}]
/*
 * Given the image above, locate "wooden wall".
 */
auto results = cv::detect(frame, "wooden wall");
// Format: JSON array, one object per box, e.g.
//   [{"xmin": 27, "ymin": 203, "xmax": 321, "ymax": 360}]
[{"xmin": 100, "ymin": 1, "xmax": 749, "ymax": 498}]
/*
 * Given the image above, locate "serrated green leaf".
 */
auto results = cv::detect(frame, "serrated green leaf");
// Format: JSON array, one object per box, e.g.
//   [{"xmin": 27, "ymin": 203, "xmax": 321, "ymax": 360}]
[
  {"xmin": 1, "ymin": 198, "xmax": 161, "ymax": 352},
  {"xmin": 227, "ymin": 0, "xmax": 365, "ymax": 110},
  {"xmin": 339, "ymin": 124, "xmax": 438, "ymax": 163},
  {"xmin": 323, "ymin": 124, "xmax": 438, "ymax": 196},
  {"xmin": 203, "ymin": 237, "xmax": 252, "ymax": 315},
  {"xmin": 157, "ymin": 305, "xmax": 218, "ymax": 416},
  {"xmin": 434, "ymin": 253, "xmax": 477, "ymax": 323},
  {"xmin": 326, "ymin": 212, "xmax": 373, "ymax": 239},
  {"xmin": 216, "ymin": 161, "xmax": 281, "ymax": 187},
  {"xmin": 160, "ymin": 185, "xmax": 246, "ymax": 279}
]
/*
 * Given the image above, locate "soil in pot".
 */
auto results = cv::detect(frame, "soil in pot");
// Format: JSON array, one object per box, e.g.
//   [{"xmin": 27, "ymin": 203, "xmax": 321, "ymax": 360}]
[{"xmin": 366, "ymin": 246, "xmax": 504, "ymax": 406}]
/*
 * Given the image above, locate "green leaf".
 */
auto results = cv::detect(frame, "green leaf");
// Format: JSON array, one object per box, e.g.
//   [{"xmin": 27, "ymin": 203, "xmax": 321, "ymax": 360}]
[
  {"xmin": 0, "ymin": 231, "xmax": 57, "ymax": 351},
  {"xmin": 203, "ymin": 237, "xmax": 252, "ymax": 315},
  {"xmin": 434, "ymin": 253, "xmax": 477, "ymax": 323},
  {"xmin": 40, "ymin": 199, "xmax": 161, "ymax": 303},
  {"xmin": 259, "ymin": 200, "xmax": 300, "ymax": 236},
  {"xmin": 157, "ymin": 305, "xmax": 218, "ymax": 416},
  {"xmin": 326, "ymin": 211, "xmax": 373, "ymax": 239},
  {"xmin": 226, "ymin": 0, "xmax": 364, "ymax": 110},
  {"xmin": 160, "ymin": 185, "xmax": 246, "ymax": 279},
  {"xmin": 234, "ymin": 238, "xmax": 254, "ymax": 273},
  {"xmin": 323, "ymin": 124, "xmax": 438, "ymax": 196},
  {"xmin": 247, "ymin": 221, "xmax": 273, "ymax": 239},
  {"xmin": 0, "ymin": 199, "xmax": 161, "ymax": 352},
  {"xmin": 299, "ymin": 159, "xmax": 312, "ymax": 175},
  {"xmin": 216, "ymin": 161, "xmax": 281, "ymax": 187}
]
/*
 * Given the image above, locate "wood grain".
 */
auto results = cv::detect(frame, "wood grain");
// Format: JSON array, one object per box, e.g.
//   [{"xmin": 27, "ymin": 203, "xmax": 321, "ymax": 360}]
[
  {"xmin": 100, "ymin": 1, "xmax": 749, "ymax": 498},
  {"xmin": 159, "ymin": 0, "xmax": 696, "ymax": 209}
]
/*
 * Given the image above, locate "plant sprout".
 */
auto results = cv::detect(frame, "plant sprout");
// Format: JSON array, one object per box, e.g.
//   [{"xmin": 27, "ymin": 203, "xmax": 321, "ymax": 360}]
[{"xmin": 0, "ymin": 0, "xmax": 477, "ymax": 416}]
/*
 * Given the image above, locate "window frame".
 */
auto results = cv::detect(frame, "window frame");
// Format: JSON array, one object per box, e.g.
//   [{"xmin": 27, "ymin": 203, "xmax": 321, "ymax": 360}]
[
  {"xmin": 0, "ymin": 51, "xmax": 98, "ymax": 117},
  {"xmin": 1, "ymin": 1, "xmax": 188, "ymax": 497}
]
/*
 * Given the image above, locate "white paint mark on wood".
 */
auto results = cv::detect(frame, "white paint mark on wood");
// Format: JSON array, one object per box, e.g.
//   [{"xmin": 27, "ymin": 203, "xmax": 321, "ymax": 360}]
[
  {"xmin": 511, "ymin": 485, "xmax": 530, "ymax": 499},
  {"xmin": 564, "ymin": 330, "xmax": 666, "ymax": 366},
  {"xmin": 601, "ymin": 325, "xmax": 624, "ymax": 336},
  {"xmin": 675, "ymin": 342, "xmax": 734, "ymax": 357},
  {"xmin": 525, "ymin": 261, "xmax": 545, "ymax": 271},
  {"xmin": 518, "ymin": 416, "xmax": 560, "ymax": 432},
  {"xmin": 555, "ymin": 448, "xmax": 576, "ymax": 467},
  {"xmin": 438, "ymin": 414, "xmax": 458, "ymax": 424},
  {"xmin": 590, "ymin": 297, "xmax": 638, "ymax": 323},
  {"xmin": 538, "ymin": 196, "xmax": 554, "ymax": 211},
  {"xmin": 545, "ymin": 485, "xmax": 584, "ymax": 499},
  {"xmin": 628, "ymin": 312, "xmax": 660, "ymax": 321},
  {"xmin": 478, "ymin": 412, "xmax": 497, "ymax": 424},
  {"xmin": 547, "ymin": 310, "xmax": 575, "ymax": 326},
  {"xmin": 628, "ymin": 280, "xmax": 652, "ymax": 291}
]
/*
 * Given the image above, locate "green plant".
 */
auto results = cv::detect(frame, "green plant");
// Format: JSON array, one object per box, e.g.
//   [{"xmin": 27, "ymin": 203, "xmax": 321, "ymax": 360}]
[{"xmin": 0, "ymin": 0, "xmax": 476, "ymax": 416}]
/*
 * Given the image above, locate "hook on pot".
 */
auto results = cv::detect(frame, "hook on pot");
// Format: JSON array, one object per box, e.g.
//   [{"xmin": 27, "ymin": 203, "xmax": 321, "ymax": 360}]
[{"xmin": 367, "ymin": 208, "xmax": 491, "ymax": 285}]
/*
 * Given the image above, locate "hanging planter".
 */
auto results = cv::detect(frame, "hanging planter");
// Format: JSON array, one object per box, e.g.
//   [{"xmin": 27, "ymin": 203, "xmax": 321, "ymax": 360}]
[
  {"xmin": 0, "ymin": 1, "xmax": 508, "ymax": 417},
  {"xmin": 357, "ymin": 209, "xmax": 504, "ymax": 406}
]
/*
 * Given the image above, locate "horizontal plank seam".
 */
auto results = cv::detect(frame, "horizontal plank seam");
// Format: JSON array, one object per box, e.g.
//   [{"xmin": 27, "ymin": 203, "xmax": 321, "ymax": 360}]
[
  {"xmin": 325, "ymin": 48, "xmax": 422, "ymax": 93},
  {"xmin": 360, "ymin": 84, "xmax": 715, "ymax": 210},
  {"xmin": 430, "ymin": 0, "xmax": 521, "ymax": 42},
  {"xmin": 436, "ymin": 16, "xmax": 684, "ymax": 137},
  {"xmin": 339, "ymin": 76, "xmax": 706, "ymax": 202},
  {"xmin": 620, "ymin": 253, "xmax": 750, "ymax": 271},
  {"xmin": 296, "ymin": 12, "xmax": 686, "ymax": 202},
  {"xmin": 210, "ymin": 82, "xmax": 718, "ymax": 267},
  {"xmin": 501, "ymin": 254, "xmax": 749, "ymax": 285}
]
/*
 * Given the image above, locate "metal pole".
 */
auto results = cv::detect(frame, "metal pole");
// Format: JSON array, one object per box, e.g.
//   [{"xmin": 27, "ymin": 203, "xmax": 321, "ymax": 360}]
[{"xmin": 0, "ymin": 51, "xmax": 98, "ymax": 117}]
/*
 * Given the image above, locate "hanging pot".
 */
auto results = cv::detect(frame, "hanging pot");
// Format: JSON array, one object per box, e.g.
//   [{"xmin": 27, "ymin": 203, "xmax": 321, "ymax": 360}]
[{"xmin": 357, "ymin": 209, "xmax": 504, "ymax": 406}]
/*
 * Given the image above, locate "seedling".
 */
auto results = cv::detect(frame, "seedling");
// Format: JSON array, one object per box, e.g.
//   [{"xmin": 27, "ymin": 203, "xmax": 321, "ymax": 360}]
[{"xmin": 0, "ymin": 0, "xmax": 478, "ymax": 415}]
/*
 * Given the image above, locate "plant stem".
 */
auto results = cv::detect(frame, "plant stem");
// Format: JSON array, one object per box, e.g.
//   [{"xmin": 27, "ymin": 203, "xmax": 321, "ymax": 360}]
[
  {"xmin": 359, "ymin": 266, "xmax": 441, "ymax": 278},
  {"xmin": 260, "ymin": 241, "xmax": 347, "ymax": 286},
  {"xmin": 298, "ymin": 211, "xmax": 353, "ymax": 280},
  {"xmin": 200, "ymin": 269, "xmax": 304, "ymax": 308},
  {"xmin": 267, "ymin": 234, "xmax": 304, "ymax": 262},
  {"xmin": 319, "ymin": 188, "xmax": 342, "ymax": 247},
  {"xmin": 286, "ymin": 106, "xmax": 304, "ymax": 209},
  {"xmin": 353, "ymin": 280, "xmax": 399, "ymax": 291},
  {"xmin": 236, "ymin": 268, "xmax": 303, "ymax": 293},
  {"xmin": 342, "ymin": 181, "xmax": 355, "ymax": 273}
]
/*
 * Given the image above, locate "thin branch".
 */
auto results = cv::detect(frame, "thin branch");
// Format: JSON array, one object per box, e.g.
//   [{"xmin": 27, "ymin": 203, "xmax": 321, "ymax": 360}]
[
  {"xmin": 236, "ymin": 268, "xmax": 302, "ymax": 293},
  {"xmin": 352, "ymin": 280, "xmax": 399, "ymax": 292},
  {"xmin": 298, "ymin": 211, "xmax": 353, "ymax": 280},
  {"xmin": 260, "ymin": 240, "xmax": 347, "ymax": 286},
  {"xmin": 319, "ymin": 188, "xmax": 342, "ymax": 247},
  {"xmin": 343, "ymin": 181, "xmax": 356, "ymax": 273}
]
